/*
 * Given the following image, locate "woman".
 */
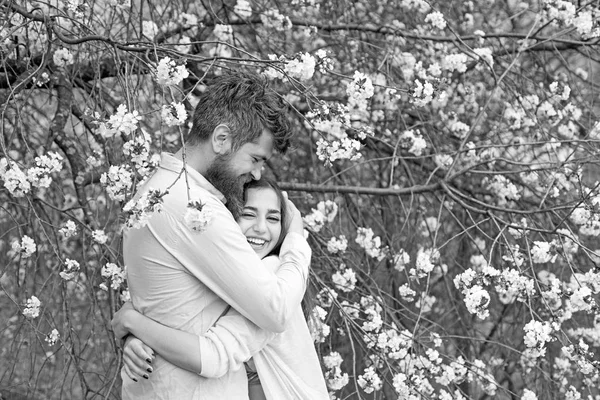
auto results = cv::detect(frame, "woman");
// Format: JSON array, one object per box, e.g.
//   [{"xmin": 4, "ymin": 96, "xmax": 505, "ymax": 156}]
[{"xmin": 112, "ymin": 178, "xmax": 329, "ymax": 399}]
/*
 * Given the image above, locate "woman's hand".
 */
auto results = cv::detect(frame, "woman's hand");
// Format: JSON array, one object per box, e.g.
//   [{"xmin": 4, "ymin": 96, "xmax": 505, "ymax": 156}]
[
  {"xmin": 122, "ymin": 336, "xmax": 155, "ymax": 382},
  {"xmin": 111, "ymin": 301, "xmax": 137, "ymax": 340},
  {"xmin": 282, "ymin": 192, "xmax": 304, "ymax": 235}
]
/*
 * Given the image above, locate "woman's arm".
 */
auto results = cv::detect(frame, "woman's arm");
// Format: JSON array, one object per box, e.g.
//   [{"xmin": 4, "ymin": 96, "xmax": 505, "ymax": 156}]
[
  {"xmin": 113, "ymin": 302, "xmax": 276, "ymax": 378},
  {"xmin": 114, "ymin": 303, "xmax": 203, "ymax": 373}
]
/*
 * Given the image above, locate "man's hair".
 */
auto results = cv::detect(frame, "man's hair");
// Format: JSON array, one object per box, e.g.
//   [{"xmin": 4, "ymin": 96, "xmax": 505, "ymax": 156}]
[
  {"xmin": 243, "ymin": 177, "xmax": 287, "ymax": 256},
  {"xmin": 186, "ymin": 72, "xmax": 293, "ymax": 153}
]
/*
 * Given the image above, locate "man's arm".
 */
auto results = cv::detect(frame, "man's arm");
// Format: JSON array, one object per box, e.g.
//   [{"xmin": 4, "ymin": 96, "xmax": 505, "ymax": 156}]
[{"xmin": 151, "ymin": 193, "xmax": 309, "ymax": 332}]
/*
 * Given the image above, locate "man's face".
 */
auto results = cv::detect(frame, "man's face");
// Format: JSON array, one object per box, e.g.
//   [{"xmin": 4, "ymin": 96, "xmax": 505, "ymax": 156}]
[{"xmin": 205, "ymin": 130, "xmax": 275, "ymax": 217}]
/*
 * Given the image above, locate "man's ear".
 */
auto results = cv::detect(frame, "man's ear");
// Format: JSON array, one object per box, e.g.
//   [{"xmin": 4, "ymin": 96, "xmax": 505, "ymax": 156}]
[{"xmin": 211, "ymin": 124, "xmax": 232, "ymax": 155}]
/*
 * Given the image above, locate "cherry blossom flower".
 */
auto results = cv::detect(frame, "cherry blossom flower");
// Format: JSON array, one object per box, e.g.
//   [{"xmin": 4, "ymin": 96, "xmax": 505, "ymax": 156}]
[{"xmin": 184, "ymin": 200, "xmax": 213, "ymax": 232}]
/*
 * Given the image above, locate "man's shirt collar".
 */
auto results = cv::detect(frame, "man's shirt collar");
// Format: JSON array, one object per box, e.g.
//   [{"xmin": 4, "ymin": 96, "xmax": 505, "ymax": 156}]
[{"xmin": 158, "ymin": 153, "xmax": 226, "ymax": 203}]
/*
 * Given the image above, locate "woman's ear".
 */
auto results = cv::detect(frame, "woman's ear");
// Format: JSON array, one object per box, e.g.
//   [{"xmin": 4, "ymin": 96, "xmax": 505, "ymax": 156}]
[{"xmin": 211, "ymin": 124, "xmax": 232, "ymax": 154}]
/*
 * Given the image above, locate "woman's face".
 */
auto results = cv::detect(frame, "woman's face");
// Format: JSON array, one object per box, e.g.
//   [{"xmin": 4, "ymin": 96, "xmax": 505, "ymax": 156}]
[{"xmin": 237, "ymin": 187, "xmax": 282, "ymax": 258}]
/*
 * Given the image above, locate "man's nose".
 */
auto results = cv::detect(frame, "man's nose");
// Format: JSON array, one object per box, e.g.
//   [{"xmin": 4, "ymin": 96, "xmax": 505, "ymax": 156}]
[{"xmin": 250, "ymin": 165, "xmax": 262, "ymax": 180}]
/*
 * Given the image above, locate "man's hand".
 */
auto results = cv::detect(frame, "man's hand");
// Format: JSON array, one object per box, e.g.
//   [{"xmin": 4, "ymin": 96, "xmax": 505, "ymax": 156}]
[
  {"xmin": 111, "ymin": 301, "xmax": 136, "ymax": 340},
  {"xmin": 282, "ymin": 192, "xmax": 304, "ymax": 235},
  {"xmin": 122, "ymin": 336, "xmax": 155, "ymax": 382}
]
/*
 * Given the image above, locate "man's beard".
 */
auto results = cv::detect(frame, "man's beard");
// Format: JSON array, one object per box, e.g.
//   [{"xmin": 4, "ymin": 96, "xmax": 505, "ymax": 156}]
[{"xmin": 205, "ymin": 153, "xmax": 247, "ymax": 219}]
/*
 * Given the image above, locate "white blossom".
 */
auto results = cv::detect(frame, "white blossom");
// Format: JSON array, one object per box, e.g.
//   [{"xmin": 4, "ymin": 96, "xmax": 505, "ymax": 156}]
[
  {"xmin": 59, "ymin": 220, "xmax": 78, "ymax": 238},
  {"xmin": 123, "ymin": 189, "xmax": 166, "ymax": 229},
  {"xmin": 355, "ymin": 227, "xmax": 386, "ymax": 260},
  {"xmin": 184, "ymin": 200, "xmax": 213, "ymax": 232},
  {"xmin": 424, "ymin": 11, "xmax": 446, "ymax": 30},
  {"xmin": 393, "ymin": 249, "xmax": 410, "ymax": 272},
  {"xmin": 346, "ymin": 71, "xmax": 374, "ymax": 110},
  {"xmin": 357, "ymin": 366, "xmax": 383, "ymax": 394},
  {"xmin": 59, "ymin": 258, "xmax": 80, "ymax": 281},
  {"xmin": 531, "ymin": 241, "xmax": 556, "ymax": 264},
  {"xmin": 92, "ymin": 230, "xmax": 109, "ymax": 244},
  {"xmin": 142, "ymin": 20, "xmax": 159, "ymax": 38},
  {"xmin": 308, "ymin": 305, "xmax": 330, "ymax": 343},
  {"xmin": 101, "ymin": 263, "xmax": 126, "ymax": 290},
  {"xmin": 53, "ymin": 48, "xmax": 74, "ymax": 67},
  {"xmin": 161, "ymin": 102, "xmax": 188, "ymax": 126},
  {"xmin": 332, "ymin": 266, "xmax": 357, "ymax": 292},
  {"xmin": 178, "ymin": 13, "xmax": 198, "ymax": 28},
  {"xmin": 23, "ymin": 295, "xmax": 41, "ymax": 319},
  {"xmin": 327, "ymin": 235, "xmax": 348, "ymax": 254},
  {"xmin": 45, "ymin": 329, "xmax": 60, "ymax": 346},
  {"xmin": 523, "ymin": 319, "xmax": 554, "ymax": 357},
  {"xmin": 400, "ymin": 129, "xmax": 427, "ymax": 156},
  {"xmin": 0, "ymin": 159, "xmax": 31, "ymax": 197},
  {"xmin": 234, "ymin": 0, "xmax": 253, "ymax": 18},
  {"xmin": 100, "ymin": 165, "xmax": 133, "ymax": 202},
  {"xmin": 12, "ymin": 235, "xmax": 36, "ymax": 258},
  {"xmin": 260, "ymin": 9, "xmax": 292, "ymax": 32},
  {"xmin": 155, "ymin": 57, "xmax": 190, "ymax": 86},
  {"xmin": 284, "ymin": 52, "xmax": 316, "ymax": 81}
]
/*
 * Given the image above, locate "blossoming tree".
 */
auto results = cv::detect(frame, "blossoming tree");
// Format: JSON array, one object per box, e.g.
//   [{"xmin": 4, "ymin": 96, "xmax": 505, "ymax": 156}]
[{"xmin": 2, "ymin": 0, "xmax": 600, "ymax": 399}]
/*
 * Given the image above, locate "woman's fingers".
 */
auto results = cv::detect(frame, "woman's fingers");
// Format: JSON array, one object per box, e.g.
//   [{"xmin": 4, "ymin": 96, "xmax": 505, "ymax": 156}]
[
  {"xmin": 123, "ymin": 337, "xmax": 154, "ymax": 379},
  {"xmin": 122, "ymin": 362, "xmax": 139, "ymax": 382}
]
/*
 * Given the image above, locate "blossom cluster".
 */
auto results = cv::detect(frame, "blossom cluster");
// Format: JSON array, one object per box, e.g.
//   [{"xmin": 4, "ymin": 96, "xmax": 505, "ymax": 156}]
[
  {"xmin": 53, "ymin": 47, "xmax": 74, "ymax": 67},
  {"xmin": 523, "ymin": 319, "xmax": 556, "ymax": 359},
  {"xmin": 234, "ymin": 0, "xmax": 253, "ymax": 18},
  {"xmin": 45, "ymin": 329, "xmax": 60, "ymax": 346},
  {"xmin": 307, "ymin": 305, "xmax": 330, "ymax": 343},
  {"xmin": 355, "ymin": 227, "xmax": 386, "ymax": 261},
  {"xmin": 303, "ymin": 200, "xmax": 338, "ymax": 232},
  {"xmin": 122, "ymin": 132, "xmax": 157, "ymax": 176},
  {"xmin": 346, "ymin": 71, "xmax": 374, "ymax": 111},
  {"xmin": 455, "ymin": 261, "xmax": 535, "ymax": 319},
  {"xmin": 331, "ymin": 265, "xmax": 357, "ymax": 292},
  {"xmin": 155, "ymin": 57, "xmax": 190, "ymax": 86},
  {"xmin": 323, "ymin": 352, "xmax": 349, "ymax": 391},
  {"xmin": 11, "ymin": 235, "xmax": 37, "ymax": 258},
  {"xmin": 184, "ymin": 200, "xmax": 213, "ymax": 232},
  {"xmin": 59, "ymin": 220, "xmax": 78, "ymax": 238},
  {"xmin": 23, "ymin": 295, "xmax": 41, "ymax": 319},
  {"xmin": 59, "ymin": 258, "xmax": 80, "ymax": 281},
  {"xmin": 483, "ymin": 175, "xmax": 521, "ymax": 206},
  {"xmin": 95, "ymin": 104, "xmax": 142, "ymax": 138},
  {"xmin": 122, "ymin": 189, "xmax": 167, "ymax": 229},
  {"xmin": 161, "ymin": 102, "xmax": 188, "ymax": 127},
  {"xmin": 100, "ymin": 165, "xmax": 133, "ymax": 202},
  {"xmin": 259, "ymin": 9, "xmax": 292, "ymax": 32},
  {"xmin": 264, "ymin": 52, "xmax": 316, "ymax": 81},
  {"xmin": 100, "ymin": 263, "xmax": 126, "ymax": 291},
  {"xmin": 327, "ymin": 235, "xmax": 348, "ymax": 254},
  {"xmin": 0, "ymin": 152, "xmax": 64, "ymax": 197},
  {"xmin": 306, "ymin": 102, "xmax": 364, "ymax": 164},
  {"xmin": 399, "ymin": 129, "xmax": 427, "ymax": 156}
]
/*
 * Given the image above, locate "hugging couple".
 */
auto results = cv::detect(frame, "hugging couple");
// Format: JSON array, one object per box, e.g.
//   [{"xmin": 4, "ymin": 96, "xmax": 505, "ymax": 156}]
[{"xmin": 110, "ymin": 72, "xmax": 329, "ymax": 399}]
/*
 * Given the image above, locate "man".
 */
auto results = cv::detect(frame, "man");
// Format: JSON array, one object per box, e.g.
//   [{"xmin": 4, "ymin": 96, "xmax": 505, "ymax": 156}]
[{"xmin": 118, "ymin": 72, "xmax": 310, "ymax": 399}]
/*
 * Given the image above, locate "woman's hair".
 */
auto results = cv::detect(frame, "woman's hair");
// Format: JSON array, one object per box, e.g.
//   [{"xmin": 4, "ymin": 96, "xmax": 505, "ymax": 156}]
[{"xmin": 243, "ymin": 177, "xmax": 288, "ymax": 256}]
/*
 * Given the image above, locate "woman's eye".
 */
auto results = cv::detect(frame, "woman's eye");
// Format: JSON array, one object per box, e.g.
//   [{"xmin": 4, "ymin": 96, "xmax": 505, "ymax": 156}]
[
  {"xmin": 241, "ymin": 213, "xmax": 255, "ymax": 218},
  {"xmin": 267, "ymin": 216, "xmax": 281, "ymax": 223}
]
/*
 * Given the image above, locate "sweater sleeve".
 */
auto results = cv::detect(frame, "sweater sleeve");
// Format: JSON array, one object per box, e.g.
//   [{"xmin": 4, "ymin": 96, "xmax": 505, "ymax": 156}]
[{"xmin": 198, "ymin": 308, "xmax": 276, "ymax": 378}]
